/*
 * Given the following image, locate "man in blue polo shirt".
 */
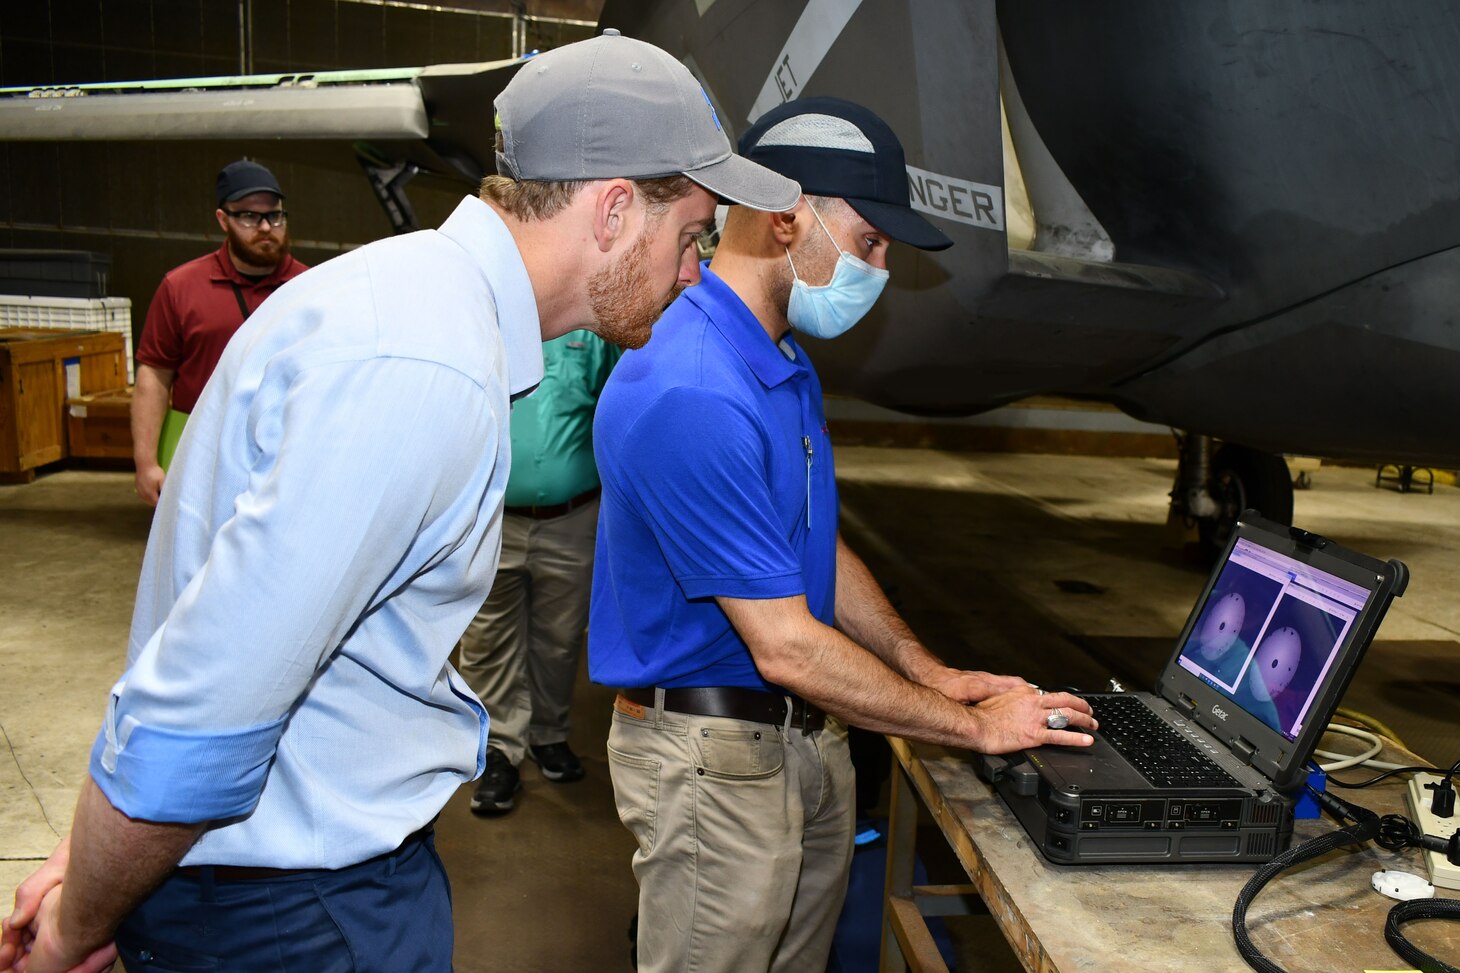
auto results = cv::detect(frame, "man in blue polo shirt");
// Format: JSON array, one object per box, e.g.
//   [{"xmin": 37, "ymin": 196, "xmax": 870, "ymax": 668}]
[{"xmin": 589, "ymin": 97, "xmax": 1098, "ymax": 973}]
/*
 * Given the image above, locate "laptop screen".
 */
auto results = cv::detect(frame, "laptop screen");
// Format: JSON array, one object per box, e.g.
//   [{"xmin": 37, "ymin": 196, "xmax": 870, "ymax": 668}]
[{"xmin": 1175, "ymin": 537, "xmax": 1373, "ymax": 742}]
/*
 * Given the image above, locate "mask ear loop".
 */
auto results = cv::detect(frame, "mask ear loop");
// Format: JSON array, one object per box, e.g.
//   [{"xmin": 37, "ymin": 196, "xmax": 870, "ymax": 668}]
[
  {"xmin": 805, "ymin": 200, "xmax": 840, "ymax": 249},
  {"xmin": 784, "ymin": 199, "xmax": 841, "ymax": 282},
  {"xmin": 784, "ymin": 246, "xmax": 802, "ymax": 281}
]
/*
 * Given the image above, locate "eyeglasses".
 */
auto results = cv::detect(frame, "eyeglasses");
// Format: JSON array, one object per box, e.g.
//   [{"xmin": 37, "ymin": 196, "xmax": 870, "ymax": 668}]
[{"xmin": 224, "ymin": 208, "xmax": 288, "ymax": 228}]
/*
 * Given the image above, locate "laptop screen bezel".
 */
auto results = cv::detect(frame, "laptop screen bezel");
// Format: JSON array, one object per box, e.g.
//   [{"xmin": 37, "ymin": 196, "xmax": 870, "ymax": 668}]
[{"xmin": 1154, "ymin": 513, "xmax": 1402, "ymax": 794}]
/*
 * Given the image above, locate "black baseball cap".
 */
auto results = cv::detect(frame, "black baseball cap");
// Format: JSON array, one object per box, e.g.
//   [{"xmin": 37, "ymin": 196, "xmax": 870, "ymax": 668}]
[
  {"xmin": 216, "ymin": 160, "xmax": 284, "ymax": 207},
  {"xmin": 739, "ymin": 97, "xmax": 952, "ymax": 251}
]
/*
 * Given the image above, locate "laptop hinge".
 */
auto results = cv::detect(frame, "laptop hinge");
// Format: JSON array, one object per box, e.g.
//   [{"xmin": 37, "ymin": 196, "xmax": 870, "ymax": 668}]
[
  {"xmin": 1231, "ymin": 737, "xmax": 1258, "ymax": 765},
  {"xmin": 1175, "ymin": 692, "xmax": 1200, "ymax": 718}
]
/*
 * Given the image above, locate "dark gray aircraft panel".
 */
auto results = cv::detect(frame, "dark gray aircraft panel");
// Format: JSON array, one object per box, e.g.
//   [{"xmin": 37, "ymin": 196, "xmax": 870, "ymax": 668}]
[
  {"xmin": 604, "ymin": 0, "xmax": 1460, "ymax": 466},
  {"xmin": 1112, "ymin": 247, "xmax": 1460, "ymax": 463},
  {"xmin": 996, "ymin": 0, "xmax": 1460, "ymax": 465}
]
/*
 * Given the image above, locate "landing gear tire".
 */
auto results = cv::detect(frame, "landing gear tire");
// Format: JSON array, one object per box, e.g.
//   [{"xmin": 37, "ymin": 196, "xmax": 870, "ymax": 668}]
[{"xmin": 1198, "ymin": 444, "xmax": 1294, "ymax": 557}]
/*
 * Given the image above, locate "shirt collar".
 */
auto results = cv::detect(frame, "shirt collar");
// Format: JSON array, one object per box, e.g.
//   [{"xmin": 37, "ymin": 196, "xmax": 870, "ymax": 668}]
[
  {"xmin": 685, "ymin": 263, "xmax": 802, "ymax": 389},
  {"xmin": 208, "ymin": 245, "xmax": 298, "ymax": 287},
  {"xmin": 438, "ymin": 196, "xmax": 545, "ymax": 397}
]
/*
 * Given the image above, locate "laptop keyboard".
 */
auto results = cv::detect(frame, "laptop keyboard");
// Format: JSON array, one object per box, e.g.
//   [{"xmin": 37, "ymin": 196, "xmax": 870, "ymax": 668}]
[{"xmin": 1088, "ymin": 696, "xmax": 1242, "ymax": 789}]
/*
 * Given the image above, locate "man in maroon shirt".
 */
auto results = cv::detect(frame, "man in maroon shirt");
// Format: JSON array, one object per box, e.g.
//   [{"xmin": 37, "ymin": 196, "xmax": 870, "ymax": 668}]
[{"xmin": 131, "ymin": 160, "xmax": 309, "ymax": 505}]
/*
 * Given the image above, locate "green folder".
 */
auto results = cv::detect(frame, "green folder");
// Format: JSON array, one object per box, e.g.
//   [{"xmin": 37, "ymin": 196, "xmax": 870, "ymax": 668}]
[{"xmin": 158, "ymin": 408, "xmax": 188, "ymax": 471}]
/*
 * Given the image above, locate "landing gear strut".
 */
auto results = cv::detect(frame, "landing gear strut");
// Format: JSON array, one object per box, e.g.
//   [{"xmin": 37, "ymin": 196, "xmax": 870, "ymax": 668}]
[
  {"xmin": 357, "ymin": 153, "xmax": 421, "ymax": 235},
  {"xmin": 1171, "ymin": 434, "xmax": 1293, "ymax": 558}
]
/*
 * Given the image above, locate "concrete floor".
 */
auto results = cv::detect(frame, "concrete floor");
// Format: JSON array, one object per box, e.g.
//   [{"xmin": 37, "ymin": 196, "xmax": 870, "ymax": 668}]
[{"xmin": 2, "ymin": 449, "xmax": 1457, "ymax": 972}]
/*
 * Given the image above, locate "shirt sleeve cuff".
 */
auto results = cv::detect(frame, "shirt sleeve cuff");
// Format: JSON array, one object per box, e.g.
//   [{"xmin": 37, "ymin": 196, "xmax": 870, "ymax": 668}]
[
  {"xmin": 89, "ymin": 712, "xmax": 287, "ymax": 823},
  {"xmin": 679, "ymin": 571, "xmax": 806, "ymax": 601}
]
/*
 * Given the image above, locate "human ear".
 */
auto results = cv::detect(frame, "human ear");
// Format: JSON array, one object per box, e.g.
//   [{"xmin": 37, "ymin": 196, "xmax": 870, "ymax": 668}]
[
  {"xmin": 593, "ymin": 180, "xmax": 635, "ymax": 252},
  {"xmin": 769, "ymin": 207, "xmax": 800, "ymax": 247}
]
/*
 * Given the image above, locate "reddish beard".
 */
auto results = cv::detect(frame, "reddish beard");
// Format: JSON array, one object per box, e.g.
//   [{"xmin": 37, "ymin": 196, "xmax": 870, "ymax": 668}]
[
  {"xmin": 586, "ymin": 225, "xmax": 685, "ymax": 350},
  {"xmin": 227, "ymin": 225, "xmax": 290, "ymax": 271}
]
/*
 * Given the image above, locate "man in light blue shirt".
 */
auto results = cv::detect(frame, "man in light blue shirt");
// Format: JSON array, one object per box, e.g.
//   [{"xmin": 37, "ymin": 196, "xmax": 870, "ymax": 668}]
[{"xmin": 0, "ymin": 30, "xmax": 798, "ymax": 973}]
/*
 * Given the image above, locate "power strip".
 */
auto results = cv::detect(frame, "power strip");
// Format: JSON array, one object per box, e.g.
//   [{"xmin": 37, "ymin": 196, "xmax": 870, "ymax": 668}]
[{"xmin": 1405, "ymin": 772, "xmax": 1460, "ymax": 891}]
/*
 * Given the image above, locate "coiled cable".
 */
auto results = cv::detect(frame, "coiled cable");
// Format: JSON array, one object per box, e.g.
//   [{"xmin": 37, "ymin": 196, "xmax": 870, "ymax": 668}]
[{"xmin": 1384, "ymin": 897, "xmax": 1460, "ymax": 973}]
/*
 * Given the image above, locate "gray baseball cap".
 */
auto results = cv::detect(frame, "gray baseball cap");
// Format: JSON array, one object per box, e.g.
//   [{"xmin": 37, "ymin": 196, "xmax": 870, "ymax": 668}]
[{"xmin": 494, "ymin": 29, "xmax": 800, "ymax": 212}]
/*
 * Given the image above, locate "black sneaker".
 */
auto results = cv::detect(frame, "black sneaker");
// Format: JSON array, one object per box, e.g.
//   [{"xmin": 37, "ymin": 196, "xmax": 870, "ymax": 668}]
[
  {"xmin": 470, "ymin": 748, "xmax": 521, "ymax": 815},
  {"xmin": 528, "ymin": 742, "xmax": 585, "ymax": 782}
]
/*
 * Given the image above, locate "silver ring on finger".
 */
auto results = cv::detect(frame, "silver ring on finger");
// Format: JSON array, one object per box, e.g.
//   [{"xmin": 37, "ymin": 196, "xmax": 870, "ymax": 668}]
[{"xmin": 1045, "ymin": 708, "xmax": 1069, "ymax": 730}]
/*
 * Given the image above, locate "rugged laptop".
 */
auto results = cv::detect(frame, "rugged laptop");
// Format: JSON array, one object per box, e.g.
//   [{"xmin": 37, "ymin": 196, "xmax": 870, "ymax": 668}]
[{"xmin": 976, "ymin": 510, "xmax": 1408, "ymax": 864}]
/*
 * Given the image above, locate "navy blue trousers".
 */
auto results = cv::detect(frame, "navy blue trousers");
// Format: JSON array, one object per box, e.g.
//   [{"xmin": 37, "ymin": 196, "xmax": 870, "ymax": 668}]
[{"xmin": 115, "ymin": 833, "xmax": 453, "ymax": 972}]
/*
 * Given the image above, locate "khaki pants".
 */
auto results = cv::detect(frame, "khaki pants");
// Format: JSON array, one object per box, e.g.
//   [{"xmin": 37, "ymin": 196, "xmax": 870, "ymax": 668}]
[
  {"xmin": 608, "ymin": 697, "xmax": 855, "ymax": 973},
  {"xmin": 458, "ymin": 499, "xmax": 597, "ymax": 765}
]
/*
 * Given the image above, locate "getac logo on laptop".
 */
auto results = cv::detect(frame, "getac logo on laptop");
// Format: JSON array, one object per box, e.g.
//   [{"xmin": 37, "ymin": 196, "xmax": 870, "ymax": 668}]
[{"xmin": 1212, "ymin": 705, "xmax": 1229, "ymax": 721}]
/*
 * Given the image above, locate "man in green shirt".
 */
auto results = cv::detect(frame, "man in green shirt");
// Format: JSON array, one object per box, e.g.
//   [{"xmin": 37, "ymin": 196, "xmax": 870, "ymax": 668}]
[{"xmin": 459, "ymin": 329, "xmax": 621, "ymax": 813}]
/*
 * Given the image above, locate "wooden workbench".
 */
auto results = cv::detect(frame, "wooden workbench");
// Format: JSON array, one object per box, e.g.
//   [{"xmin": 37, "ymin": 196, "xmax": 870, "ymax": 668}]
[{"xmin": 879, "ymin": 734, "xmax": 1458, "ymax": 972}]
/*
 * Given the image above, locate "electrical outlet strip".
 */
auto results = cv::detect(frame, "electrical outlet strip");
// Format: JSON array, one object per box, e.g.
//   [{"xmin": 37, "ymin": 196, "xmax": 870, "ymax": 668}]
[{"xmin": 1405, "ymin": 772, "xmax": 1460, "ymax": 891}]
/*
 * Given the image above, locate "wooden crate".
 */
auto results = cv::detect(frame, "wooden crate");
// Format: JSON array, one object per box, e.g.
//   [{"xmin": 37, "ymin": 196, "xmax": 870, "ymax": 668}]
[
  {"xmin": 0, "ymin": 327, "xmax": 128, "ymax": 480},
  {"xmin": 0, "ymin": 296, "xmax": 135, "ymax": 383},
  {"xmin": 66, "ymin": 386, "xmax": 134, "ymax": 460}
]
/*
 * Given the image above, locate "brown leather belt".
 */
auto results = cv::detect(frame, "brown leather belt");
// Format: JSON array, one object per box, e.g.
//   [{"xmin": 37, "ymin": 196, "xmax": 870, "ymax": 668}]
[
  {"xmin": 505, "ymin": 486, "xmax": 601, "ymax": 520},
  {"xmin": 619, "ymin": 686, "xmax": 825, "ymax": 732},
  {"xmin": 176, "ymin": 822, "xmax": 434, "ymax": 882}
]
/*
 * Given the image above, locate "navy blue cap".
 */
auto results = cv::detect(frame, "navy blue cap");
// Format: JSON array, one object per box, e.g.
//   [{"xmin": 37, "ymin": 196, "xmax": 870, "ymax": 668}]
[
  {"xmin": 739, "ymin": 97, "xmax": 952, "ymax": 251},
  {"xmin": 216, "ymin": 160, "xmax": 284, "ymax": 207}
]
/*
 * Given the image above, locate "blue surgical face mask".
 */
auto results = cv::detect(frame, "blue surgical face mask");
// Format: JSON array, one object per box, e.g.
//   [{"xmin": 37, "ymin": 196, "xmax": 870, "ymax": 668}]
[{"xmin": 785, "ymin": 204, "xmax": 889, "ymax": 340}]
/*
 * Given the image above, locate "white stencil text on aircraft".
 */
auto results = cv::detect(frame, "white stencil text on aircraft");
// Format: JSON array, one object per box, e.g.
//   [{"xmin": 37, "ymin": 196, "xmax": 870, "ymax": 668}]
[
  {"xmin": 906, "ymin": 165, "xmax": 1004, "ymax": 232},
  {"xmin": 749, "ymin": 0, "xmax": 864, "ymax": 120}
]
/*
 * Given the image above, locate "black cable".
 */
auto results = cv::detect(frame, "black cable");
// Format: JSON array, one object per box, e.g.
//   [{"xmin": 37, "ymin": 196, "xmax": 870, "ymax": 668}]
[
  {"xmin": 1235, "ymin": 785, "xmax": 1460, "ymax": 972},
  {"xmin": 1328, "ymin": 766, "xmax": 1433, "ymax": 788},
  {"xmin": 1376, "ymin": 812, "xmax": 1424, "ymax": 852},
  {"xmin": 1306, "ymin": 786, "xmax": 1381, "ymax": 830},
  {"xmin": 1233, "ymin": 789, "xmax": 1382, "ymax": 972},
  {"xmin": 1328, "ymin": 758, "xmax": 1460, "ymax": 790},
  {"xmin": 1384, "ymin": 898, "xmax": 1460, "ymax": 973}
]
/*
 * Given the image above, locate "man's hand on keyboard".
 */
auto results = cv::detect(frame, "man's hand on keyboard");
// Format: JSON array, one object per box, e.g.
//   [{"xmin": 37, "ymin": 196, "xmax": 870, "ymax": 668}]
[{"xmin": 970, "ymin": 690, "xmax": 1098, "ymax": 755}]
